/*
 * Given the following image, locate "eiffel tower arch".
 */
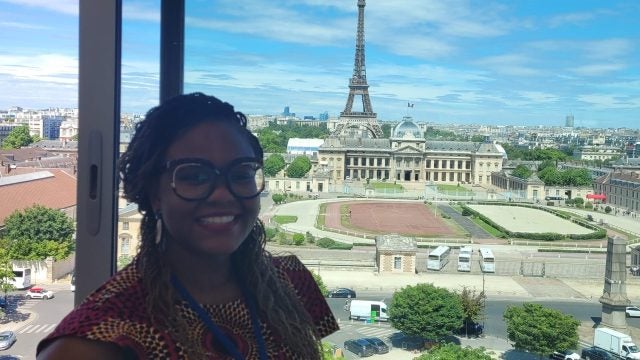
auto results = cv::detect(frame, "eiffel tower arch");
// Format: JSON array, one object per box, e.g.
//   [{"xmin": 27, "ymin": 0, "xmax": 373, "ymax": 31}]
[{"xmin": 332, "ymin": 0, "xmax": 383, "ymax": 139}]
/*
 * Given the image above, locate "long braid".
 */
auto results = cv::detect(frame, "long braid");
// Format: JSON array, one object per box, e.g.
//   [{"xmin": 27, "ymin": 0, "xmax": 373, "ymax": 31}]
[
  {"xmin": 233, "ymin": 220, "xmax": 321, "ymax": 359},
  {"xmin": 120, "ymin": 92, "xmax": 324, "ymax": 359}
]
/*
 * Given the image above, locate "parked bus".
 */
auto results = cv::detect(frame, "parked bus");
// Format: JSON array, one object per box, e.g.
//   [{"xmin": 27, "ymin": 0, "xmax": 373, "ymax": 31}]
[
  {"xmin": 479, "ymin": 248, "xmax": 495, "ymax": 273},
  {"xmin": 11, "ymin": 268, "xmax": 32, "ymax": 289},
  {"xmin": 427, "ymin": 246, "xmax": 451, "ymax": 271},
  {"xmin": 457, "ymin": 246, "xmax": 473, "ymax": 272}
]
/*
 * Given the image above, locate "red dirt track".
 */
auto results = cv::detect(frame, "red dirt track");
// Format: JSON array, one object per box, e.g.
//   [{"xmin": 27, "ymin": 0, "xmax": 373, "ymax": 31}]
[{"xmin": 325, "ymin": 201, "xmax": 455, "ymax": 236}]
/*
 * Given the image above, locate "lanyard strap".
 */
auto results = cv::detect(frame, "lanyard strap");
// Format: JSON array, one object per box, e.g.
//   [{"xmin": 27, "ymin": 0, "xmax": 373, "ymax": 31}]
[{"xmin": 171, "ymin": 275, "xmax": 268, "ymax": 360}]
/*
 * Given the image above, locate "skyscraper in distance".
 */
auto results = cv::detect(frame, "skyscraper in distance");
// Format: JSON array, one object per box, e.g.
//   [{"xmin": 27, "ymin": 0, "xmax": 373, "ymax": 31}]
[{"xmin": 565, "ymin": 114, "xmax": 574, "ymax": 127}]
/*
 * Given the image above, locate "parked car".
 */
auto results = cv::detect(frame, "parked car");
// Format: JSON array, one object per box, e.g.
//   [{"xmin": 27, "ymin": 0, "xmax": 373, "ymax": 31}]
[
  {"xmin": 343, "ymin": 338, "xmax": 374, "ymax": 357},
  {"xmin": 362, "ymin": 337, "xmax": 389, "ymax": 354},
  {"xmin": 327, "ymin": 288, "xmax": 356, "ymax": 298},
  {"xmin": 389, "ymin": 332, "xmax": 435, "ymax": 351},
  {"xmin": 25, "ymin": 287, "xmax": 55, "ymax": 300},
  {"xmin": 456, "ymin": 321, "xmax": 483, "ymax": 338},
  {"xmin": 548, "ymin": 349, "xmax": 580, "ymax": 359},
  {"xmin": 581, "ymin": 346, "xmax": 617, "ymax": 360},
  {"xmin": 626, "ymin": 306, "xmax": 640, "ymax": 317},
  {"xmin": 0, "ymin": 331, "xmax": 17, "ymax": 351}
]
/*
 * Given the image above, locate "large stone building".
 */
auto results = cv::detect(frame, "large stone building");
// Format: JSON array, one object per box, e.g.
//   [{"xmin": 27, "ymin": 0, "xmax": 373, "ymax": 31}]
[
  {"xmin": 317, "ymin": 117, "xmax": 506, "ymax": 187},
  {"xmin": 594, "ymin": 170, "xmax": 640, "ymax": 215}
]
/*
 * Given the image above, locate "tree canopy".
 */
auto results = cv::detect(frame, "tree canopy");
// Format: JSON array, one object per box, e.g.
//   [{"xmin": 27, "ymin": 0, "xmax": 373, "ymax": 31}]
[
  {"xmin": 310, "ymin": 271, "xmax": 328, "ymax": 297},
  {"xmin": 4, "ymin": 205, "xmax": 76, "ymax": 260},
  {"xmin": 286, "ymin": 156, "xmax": 312, "ymax": 178},
  {"xmin": 414, "ymin": 344, "xmax": 493, "ymax": 360},
  {"xmin": 457, "ymin": 286, "xmax": 486, "ymax": 326},
  {"xmin": 256, "ymin": 123, "xmax": 329, "ymax": 153},
  {"xmin": 263, "ymin": 153, "xmax": 286, "ymax": 177},
  {"xmin": 381, "ymin": 123, "xmax": 392, "ymax": 138},
  {"xmin": 503, "ymin": 303, "xmax": 579, "ymax": 357},
  {"xmin": 0, "ymin": 243, "xmax": 16, "ymax": 314},
  {"xmin": 511, "ymin": 165, "xmax": 533, "ymax": 179},
  {"xmin": 501, "ymin": 144, "xmax": 568, "ymax": 162},
  {"xmin": 2, "ymin": 125, "xmax": 35, "ymax": 149},
  {"xmin": 537, "ymin": 167, "xmax": 591, "ymax": 186},
  {"xmin": 388, "ymin": 283, "xmax": 464, "ymax": 339}
]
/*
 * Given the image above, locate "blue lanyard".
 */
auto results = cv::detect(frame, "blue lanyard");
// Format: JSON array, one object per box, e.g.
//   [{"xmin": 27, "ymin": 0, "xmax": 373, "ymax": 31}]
[{"xmin": 170, "ymin": 275, "xmax": 268, "ymax": 360}]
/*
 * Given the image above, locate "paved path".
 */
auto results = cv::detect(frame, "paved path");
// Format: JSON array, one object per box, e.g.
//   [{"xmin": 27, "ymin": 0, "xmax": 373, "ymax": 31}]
[{"xmin": 438, "ymin": 203, "xmax": 495, "ymax": 241}]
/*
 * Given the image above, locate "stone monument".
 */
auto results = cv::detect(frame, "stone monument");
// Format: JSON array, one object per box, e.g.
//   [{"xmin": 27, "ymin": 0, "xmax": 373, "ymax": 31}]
[{"xmin": 599, "ymin": 236, "xmax": 630, "ymax": 331}]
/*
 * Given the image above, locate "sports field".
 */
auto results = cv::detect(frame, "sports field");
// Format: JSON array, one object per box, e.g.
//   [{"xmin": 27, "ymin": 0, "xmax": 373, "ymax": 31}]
[
  {"xmin": 325, "ymin": 201, "xmax": 456, "ymax": 236},
  {"xmin": 467, "ymin": 205, "xmax": 592, "ymax": 234}
]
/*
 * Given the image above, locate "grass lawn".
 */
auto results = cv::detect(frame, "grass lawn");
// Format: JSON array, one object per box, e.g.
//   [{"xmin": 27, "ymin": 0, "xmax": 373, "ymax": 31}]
[
  {"xmin": 437, "ymin": 184, "xmax": 474, "ymax": 194},
  {"xmin": 470, "ymin": 216, "xmax": 505, "ymax": 237},
  {"xmin": 369, "ymin": 181, "xmax": 404, "ymax": 192},
  {"xmin": 272, "ymin": 215, "xmax": 298, "ymax": 225}
]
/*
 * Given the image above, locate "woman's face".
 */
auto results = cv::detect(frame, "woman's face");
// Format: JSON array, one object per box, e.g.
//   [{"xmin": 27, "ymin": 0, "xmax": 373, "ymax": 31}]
[{"xmin": 152, "ymin": 121, "xmax": 261, "ymax": 257}]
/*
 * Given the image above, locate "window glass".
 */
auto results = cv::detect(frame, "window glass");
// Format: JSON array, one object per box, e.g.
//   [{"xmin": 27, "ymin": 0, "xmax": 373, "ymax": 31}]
[{"xmin": 118, "ymin": 1, "xmax": 161, "ymax": 269}]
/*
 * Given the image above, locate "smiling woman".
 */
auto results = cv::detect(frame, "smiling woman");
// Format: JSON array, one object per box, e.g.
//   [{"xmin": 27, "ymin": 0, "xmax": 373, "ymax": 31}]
[{"xmin": 36, "ymin": 93, "xmax": 338, "ymax": 359}]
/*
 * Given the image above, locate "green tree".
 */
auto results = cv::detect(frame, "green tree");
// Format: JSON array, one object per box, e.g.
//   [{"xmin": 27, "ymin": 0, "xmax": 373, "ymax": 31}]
[
  {"xmin": 31, "ymin": 134, "xmax": 42, "ymax": 143},
  {"xmin": 537, "ymin": 160, "xmax": 556, "ymax": 172},
  {"xmin": 311, "ymin": 271, "xmax": 328, "ymax": 297},
  {"xmin": 457, "ymin": 286, "xmax": 486, "ymax": 331},
  {"xmin": 573, "ymin": 197, "xmax": 584, "ymax": 208},
  {"xmin": 604, "ymin": 205, "xmax": 612, "ymax": 214},
  {"xmin": 292, "ymin": 233, "xmax": 305, "ymax": 245},
  {"xmin": 4, "ymin": 205, "xmax": 75, "ymax": 260},
  {"xmin": 381, "ymin": 123, "xmax": 392, "ymax": 138},
  {"xmin": 2, "ymin": 125, "xmax": 34, "ymax": 149},
  {"xmin": 389, "ymin": 283, "xmax": 464, "ymax": 339},
  {"xmin": 511, "ymin": 165, "xmax": 533, "ymax": 179},
  {"xmin": 272, "ymin": 193, "xmax": 286, "ymax": 204},
  {"xmin": 286, "ymin": 156, "xmax": 312, "ymax": 178},
  {"xmin": 0, "ymin": 244, "xmax": 16, "ymax": 316},
  {"xmin": 263, "ymin": 153, "xmax": 286, "ymax": 177},
  {"xmin": 71, "ymin": 133, "xmax": 79, "ymax": 141},
  {"xmin": 503, "ymin": 303, "xmax": 579, "ymax": 358},
  {"xmin": 414, "ymin": 344, "xmax": 492, "ymax": 360}
]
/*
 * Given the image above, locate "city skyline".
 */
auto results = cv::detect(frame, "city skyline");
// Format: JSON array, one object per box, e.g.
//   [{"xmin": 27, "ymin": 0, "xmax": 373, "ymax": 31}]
[{"xmin": 0, "ymin": 0, "xmax": 639, "ymax": 129}]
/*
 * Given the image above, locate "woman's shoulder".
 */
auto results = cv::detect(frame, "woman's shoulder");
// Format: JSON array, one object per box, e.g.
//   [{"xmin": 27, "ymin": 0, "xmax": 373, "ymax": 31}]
[{"xmin": 37, "ymin": 260, "xmax": 150, "ymax": 355}]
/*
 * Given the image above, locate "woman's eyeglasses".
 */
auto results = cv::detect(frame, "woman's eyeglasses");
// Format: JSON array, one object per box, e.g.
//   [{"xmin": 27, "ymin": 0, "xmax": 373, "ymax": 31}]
[{"xmin": 165, "ymin": 157, "xmax": 264, "ymax": 201}]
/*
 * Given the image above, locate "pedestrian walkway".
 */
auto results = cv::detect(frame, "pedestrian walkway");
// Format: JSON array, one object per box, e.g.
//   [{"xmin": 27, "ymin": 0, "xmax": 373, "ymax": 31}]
[{"xmin": 16, "ymin": 323, "xmax": 57, "ymax": 335}]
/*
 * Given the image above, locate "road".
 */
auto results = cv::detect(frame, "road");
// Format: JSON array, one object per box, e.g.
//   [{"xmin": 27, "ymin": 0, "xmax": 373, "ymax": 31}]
[
  {"xmin": 1, "ymin": 289, "xmax": 73, "ymax": 360},
  {"xmin": 3, "ymin": 288, "xmax": 639, "ymax": 360},
  {"xmin": 323, "ymin": 292, "xmax": 640, "ymax": 359}
]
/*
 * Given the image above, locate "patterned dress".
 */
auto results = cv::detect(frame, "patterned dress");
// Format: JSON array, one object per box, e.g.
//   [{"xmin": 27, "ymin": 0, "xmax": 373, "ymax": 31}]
[{"xmin": 37, "ymin": 255, "xmax": 339, "ymax": 359}]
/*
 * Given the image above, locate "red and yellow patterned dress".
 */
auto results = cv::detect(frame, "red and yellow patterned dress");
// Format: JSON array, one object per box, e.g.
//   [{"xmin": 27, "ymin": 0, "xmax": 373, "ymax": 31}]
[{"xmin": 37, "ymin": 255, "xmax": 339, "ymax": 359}]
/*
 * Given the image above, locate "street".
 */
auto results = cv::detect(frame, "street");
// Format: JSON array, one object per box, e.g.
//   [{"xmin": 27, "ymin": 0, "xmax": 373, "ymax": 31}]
[
  {"xmin": 2, "ymin": 287, "xmax": 639, "ymax": 359},
  {"xmin": 1, "ymin": 287, "xmax": 73, "ymax": 360}
]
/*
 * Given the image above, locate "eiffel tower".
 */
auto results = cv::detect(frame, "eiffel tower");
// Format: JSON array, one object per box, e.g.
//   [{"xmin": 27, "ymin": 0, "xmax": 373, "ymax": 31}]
[{"xmin": 332, "ymin": 0, "xmax": 384, "ymax": 138}]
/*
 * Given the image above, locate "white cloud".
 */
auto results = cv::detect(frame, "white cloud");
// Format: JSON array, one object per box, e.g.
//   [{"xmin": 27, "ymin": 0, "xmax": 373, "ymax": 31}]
[
  {"xmin": 474, "ymin": 54, "xmax": 542, "ymax": 77},
  {"xmin": 548, "ymin": 11, "xmax": 596, "ymax": 28},
  {"xmin": 578, "ymin": 94, "xmax": 640, "ymax": 109},
  {"xmin": 0, "ymin": 0, "xmax": 77, "ymax": 15},
  {"xmin": 0, "ymin": 54, "xmax": 77, "ymax": 85},
  {"xmin": 0, "ymin": 21, "xmax": 51, "ymax": 30},
  {"xmin": 572, "ymin": 63, "xmax": 626, "ymax": 76}
]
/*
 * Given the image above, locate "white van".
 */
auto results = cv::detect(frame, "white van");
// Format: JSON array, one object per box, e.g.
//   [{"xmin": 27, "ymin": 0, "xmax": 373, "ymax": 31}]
[{"xmin": 347, "ymin": 300, "xmax": 389, "ymax": 322}]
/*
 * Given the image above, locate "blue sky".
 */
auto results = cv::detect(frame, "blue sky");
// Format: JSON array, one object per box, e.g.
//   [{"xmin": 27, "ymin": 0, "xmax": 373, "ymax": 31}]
[{"xmin": 0, "ymin": 0, "xmax": 639, "ymax": 129}]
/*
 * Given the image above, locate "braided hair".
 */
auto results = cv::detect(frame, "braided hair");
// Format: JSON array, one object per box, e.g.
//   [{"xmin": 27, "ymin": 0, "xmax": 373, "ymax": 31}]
[{"xmin": 119, "ymin": 92, "xmax": 321, "ymax": 359}]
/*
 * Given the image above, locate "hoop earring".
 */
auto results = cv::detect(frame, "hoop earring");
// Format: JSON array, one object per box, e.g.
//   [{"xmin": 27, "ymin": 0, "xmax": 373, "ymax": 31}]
[{"xmin": 155, "ymin": 212, "xmax": 164, "ymax": 247}]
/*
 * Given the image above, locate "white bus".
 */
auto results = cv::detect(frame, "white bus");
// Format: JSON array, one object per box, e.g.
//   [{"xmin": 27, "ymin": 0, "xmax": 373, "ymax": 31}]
[
  {"xmin": 427, "ymin": 246, "xmax": 451, "ymax": 271},
  {"xmin": 11, "ymin": 268, "xmax": 32, "ymax": 289},
  {"xmin": 479, "ymin": 248, "xmax": 495, "ymax": 273},
  {"xmin": 457, "ymin": 246, "xmax": 473, "ymax": 272}
]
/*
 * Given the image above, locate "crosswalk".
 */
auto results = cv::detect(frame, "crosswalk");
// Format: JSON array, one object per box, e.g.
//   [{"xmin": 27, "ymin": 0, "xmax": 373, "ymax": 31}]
[
  {"xmin": 339, "ymin": 322, "xmax": 396, "ymax": 339},
  {"xmin": 17, "ymin": 323, "xmax": 58, "ymax": 334}
]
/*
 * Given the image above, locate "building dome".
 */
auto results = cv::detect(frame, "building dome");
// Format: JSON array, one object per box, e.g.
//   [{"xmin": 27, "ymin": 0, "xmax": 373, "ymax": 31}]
[{"xmin": 393, "ymin": 116, "xmax": 422, "ymax": 139}]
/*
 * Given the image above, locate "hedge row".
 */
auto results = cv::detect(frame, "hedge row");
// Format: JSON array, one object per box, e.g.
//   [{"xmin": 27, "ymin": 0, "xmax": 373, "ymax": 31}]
[
  {"xmin": 316, "ymin": 237, "xmax": 353, "ymax": 250},
  {"xmin": 461, "ymin": 204, "xmax": 606, "ymax": 241}
]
